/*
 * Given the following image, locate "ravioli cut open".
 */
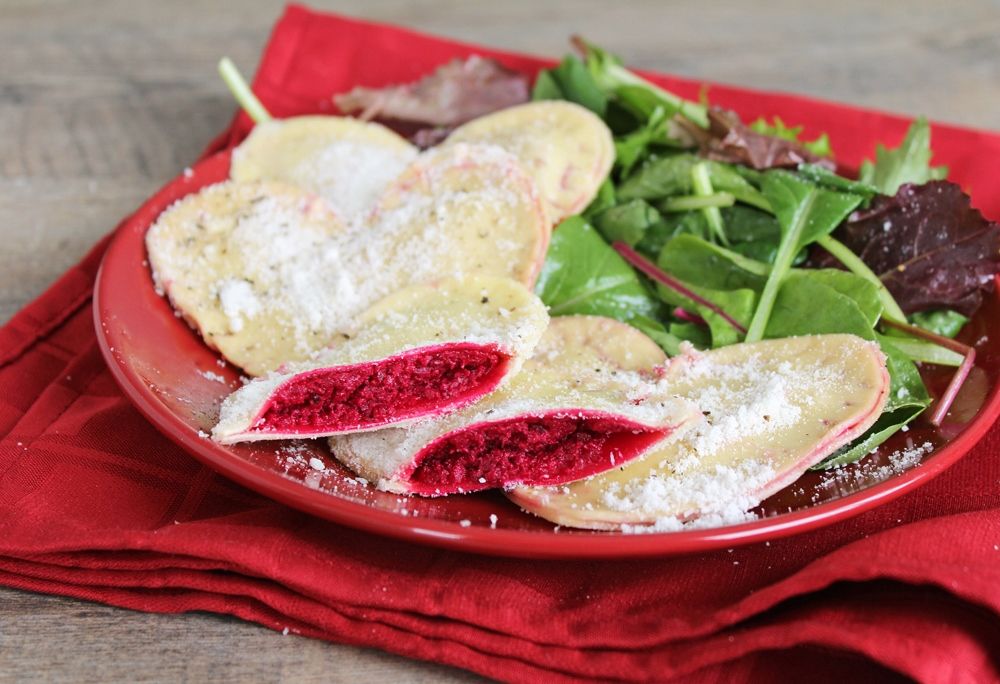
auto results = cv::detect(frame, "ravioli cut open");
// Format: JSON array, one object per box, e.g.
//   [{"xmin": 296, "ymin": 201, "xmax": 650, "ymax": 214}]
[
  {"xmin": 329, "ymin": 315, "xmax": 699, "ymax": 495},
  {"xmin": 508, "ymin": 334, "xmax": 890, "ymax": 530},
  {"xmin": 254, "ymin": 343, "xmax": 510, "ymax": 435},
  {"xmin": 213, "ymin": 276, "xmax": 549, "ymax": 443},
  {"xmin": 405, "ymin": 412, "xmax": 668, "ymax": 495}
]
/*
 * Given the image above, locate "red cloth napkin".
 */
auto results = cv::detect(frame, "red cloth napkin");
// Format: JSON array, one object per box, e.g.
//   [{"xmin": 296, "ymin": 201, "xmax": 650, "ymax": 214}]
[{"xmin": 2, "ymin": 5, "xmax": 1000, "ymax": 682}]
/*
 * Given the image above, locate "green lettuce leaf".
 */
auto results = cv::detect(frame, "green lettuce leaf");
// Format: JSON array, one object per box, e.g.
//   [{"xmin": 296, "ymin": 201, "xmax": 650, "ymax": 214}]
[
  {"xmin": 857, "ymin": 117, "xmax": 948, "ymax": 195},
  {"xmin": 535, "ymin": 217, "xmax": 661, "ymax": 322}
]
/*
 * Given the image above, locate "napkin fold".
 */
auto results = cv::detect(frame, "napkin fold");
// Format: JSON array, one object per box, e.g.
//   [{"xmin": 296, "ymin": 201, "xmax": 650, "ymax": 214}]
[{"xmin": 2, "ymin": 5, "xmax": 999, "ymax": 682}]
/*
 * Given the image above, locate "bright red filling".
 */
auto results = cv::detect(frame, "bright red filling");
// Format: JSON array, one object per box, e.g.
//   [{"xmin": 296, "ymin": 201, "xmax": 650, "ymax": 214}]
[
  {"xmin": 406, "ymin": 413, "xmax": 666, "ymax": 494},
  {"xmin": 252, "ymin": 343, "xmax": 509, "ymax": 434}
]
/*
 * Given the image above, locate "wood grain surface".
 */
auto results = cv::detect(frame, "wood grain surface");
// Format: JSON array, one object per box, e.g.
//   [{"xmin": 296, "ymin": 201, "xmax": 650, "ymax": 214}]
[{"xmin": 1, "ymin": 0, "xmax": 999, "ymax": 681}]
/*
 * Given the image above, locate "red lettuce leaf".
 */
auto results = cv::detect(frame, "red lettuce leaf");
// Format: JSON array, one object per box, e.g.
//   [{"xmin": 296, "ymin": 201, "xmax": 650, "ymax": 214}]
[
  {"xmin": 333, "ymin": 56, "xmax": 529, "ymax": 129},
  {"xmin": 834, "ymin": 180, "xmax": 1000, "ymax": 315},
  {"xmin": 680, "ymin": 107, "xmax": 835, "ymax": 171}
]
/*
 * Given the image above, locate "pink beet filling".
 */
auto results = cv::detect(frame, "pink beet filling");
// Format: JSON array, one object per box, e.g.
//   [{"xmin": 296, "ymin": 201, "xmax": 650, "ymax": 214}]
[
  {"xmin": 407, "ymin": 414, "xmax": 667, "ymax": 493},
  {"xmin": 252, "ymin": 344, "xmax": 509, "ymax": 433}
]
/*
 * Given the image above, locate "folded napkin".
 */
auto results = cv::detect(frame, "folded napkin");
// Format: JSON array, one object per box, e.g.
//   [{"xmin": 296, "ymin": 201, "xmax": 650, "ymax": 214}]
[{"xmin": 2, "ymin": 5, "xmax": 999, "ymax": 682}]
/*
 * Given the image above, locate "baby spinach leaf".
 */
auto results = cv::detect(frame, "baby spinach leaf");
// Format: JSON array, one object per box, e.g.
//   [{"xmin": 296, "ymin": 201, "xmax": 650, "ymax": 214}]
[
  {"xmin": 531, "ymin": 55, "xmax": 607, "ymax": 116},
  {"xmin": 658, "ymin": 234, "xmax": 766, "ymax": 292},
  {"xmin": 763, "ymin": 274, "xmax": 875, "ymax": 341},
  {"xmin": 744, "ymin": 172, "xmax": 863, "ymax": 341},
  {"xmin": 797, "ymin": 163, "xmax": 879, "ymax": 201},
  {"xmin": 721, "ymin": 205, "xmax": 781, "ymax": 243},
  {"xmin": 858, "ymin": 117, "xmax": 948, "ymax": 195},
  {"xmin": 591, "ymin": 199, "xmax": 666, "ymax": 247},
  {"xmin": 764, "ymin": 171, "xmax": 864, "ymax": 252},
  {"xmin": 655, "ymin": 279, "xmax": 756, "ymax": 348},
  {"xmin": 802, "ymin": 269, "xmax": 883, "ymax": 327},
  {"xmin": 536, "ymin": 217, "xmax": 661, "ymax": 322},
  {"xmin": 911, "ymin": 309, "xmax": 969, "ymax": 339}
]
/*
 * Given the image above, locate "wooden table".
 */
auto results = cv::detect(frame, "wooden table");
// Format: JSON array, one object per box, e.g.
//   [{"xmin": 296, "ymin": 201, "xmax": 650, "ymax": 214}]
[{"xmin": 2, "ymin": 0, "xmax": 998, "ymax": 680}]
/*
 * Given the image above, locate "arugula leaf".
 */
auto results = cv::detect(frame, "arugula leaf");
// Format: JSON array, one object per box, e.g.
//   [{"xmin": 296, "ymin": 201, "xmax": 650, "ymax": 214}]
[
  {"xmin": 574, "ymin": 37, "xmax": 709, "ymax": 127},
  {"xmin": 910, "ymin": 309, "xmax": 969, "ymax": 339},
  {"xmin": 535, "ymin": 217, "xmax": 661, "ymax": 322},
  {"xmin": 531, "ymin": 55, "xmax": 607, "ymax": 116},
  {"xmin": 749, "ymin": 116, "xmax": 832, "ymax": 157},
  {"xmin": 614, "ymin": 105, "xmax": 676, "ymax": 177},
  {"xmin": 744, "ymin": 171, "xmax": 863, "ymax": 341},
  {"xmin": 857, "ymin": 117, "xmax": 948, "ymax": 195},
  {"xmin": 618, "ymin": 154, "xmax": 771, "ymax": 211},
  {"xmin": 815, "ymin": 337, "xmax": 930, "ymax": 469}
]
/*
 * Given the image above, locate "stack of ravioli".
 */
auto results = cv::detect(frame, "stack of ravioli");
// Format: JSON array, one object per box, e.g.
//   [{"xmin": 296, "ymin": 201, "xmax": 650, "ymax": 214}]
[{"xmin": 146, "ymin": 102, "xmax": 890, "ymax": 530}]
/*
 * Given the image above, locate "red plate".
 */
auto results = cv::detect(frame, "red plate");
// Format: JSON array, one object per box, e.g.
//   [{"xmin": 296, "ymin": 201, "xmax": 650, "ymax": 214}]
[{"xmin": 94, "ymin": 150, "xmax": 1000, "ymax": 559}]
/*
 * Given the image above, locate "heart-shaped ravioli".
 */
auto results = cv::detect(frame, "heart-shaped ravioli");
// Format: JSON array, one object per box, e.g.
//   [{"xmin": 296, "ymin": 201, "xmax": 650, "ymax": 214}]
[
  {"xmin": 328, "ymin": 316, "xmax": 698, "ymax": 496},
  {"xmin": 230, "ymin": 115, "xmax": 418, "ymax": 223},
  {"xmin": 508, "ymin": 334, "xmax": 890, "ymax": 530},
  {"xmin": 212, "ymin": 276, "xmax": 548, "ymax": 443},
  {"xmin": 146, "ymin": 180, "xmax": 349, "ymax": 377},
  {"xmin": 362, "ymin": 142, "xmax": 551, "ymax": 290},
  {"xmin": 444, "ymin": 101, "xmax": 614, "ymax": 223},
  {"xmin": 148, "ymin": 141, "xmax": 549, "ymax": 375}
]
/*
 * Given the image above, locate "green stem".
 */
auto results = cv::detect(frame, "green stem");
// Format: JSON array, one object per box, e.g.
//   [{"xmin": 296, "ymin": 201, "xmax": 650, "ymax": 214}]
[
  {"xmin": 817, "ymin": 235, "xmax": 906, "ymax": 321},
  {"xmin": 660, "ymin": 192, "xmax": 735, "ymax": 212},
  {"xmin": 691, "ymin": 162, "xmax": 728, "ymax": 245},
  {"xmin": 218, "ymin": 57, "xmax": 272, "ymax": 124},
  {"xmin": 744, "ymin": 189, "xmax": 817, "ymax": 342},
  {"xmin": 881, "ymin": 337, "xmax": 963, "ymax": 367}
]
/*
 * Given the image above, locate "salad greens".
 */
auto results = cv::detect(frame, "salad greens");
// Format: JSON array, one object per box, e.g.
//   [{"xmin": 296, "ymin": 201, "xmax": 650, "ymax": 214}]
[
  {"xmin": 749, "ymin": 116, "xmax": 832, "ymax": 158},
  {"xmin": 858, "ymin": 117, "xmax": 948, "ymax": 195},
  {"xmin": 534, "ymin": 217, "xmax": 662, "ymax": 323},
  {"xmin": 531, "ymin": 40, "xmax": 997, "ymax": 468}
]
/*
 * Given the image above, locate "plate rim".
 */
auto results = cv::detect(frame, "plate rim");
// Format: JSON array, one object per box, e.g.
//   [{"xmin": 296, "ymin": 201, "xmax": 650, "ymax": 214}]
[{"xmin": 93, "ymin": 150, "xmax": 1000, "ymax": 559}]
